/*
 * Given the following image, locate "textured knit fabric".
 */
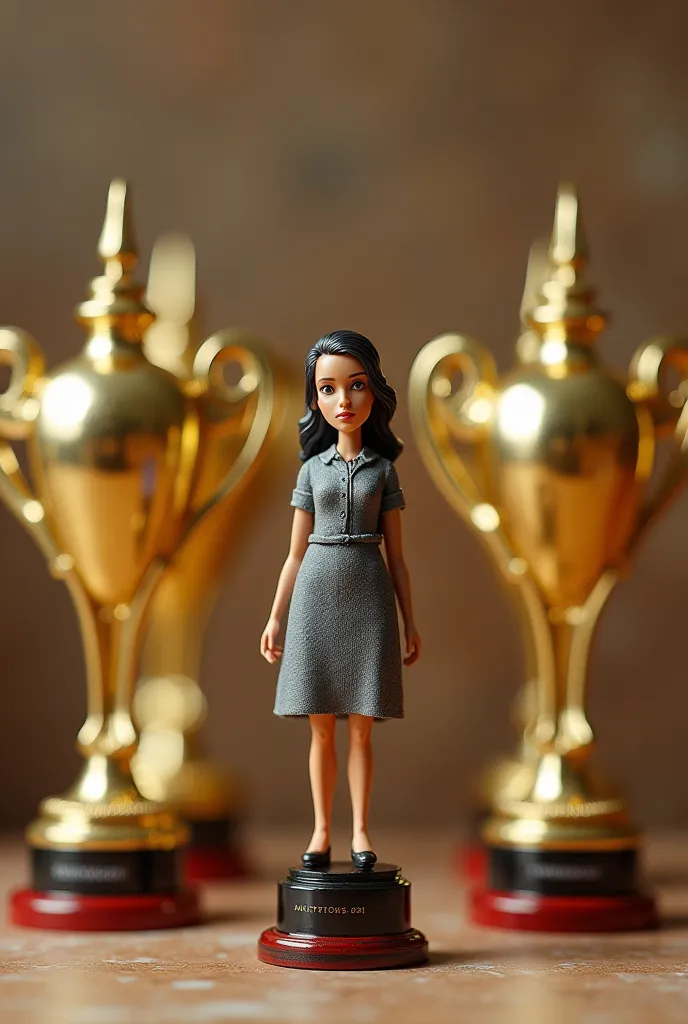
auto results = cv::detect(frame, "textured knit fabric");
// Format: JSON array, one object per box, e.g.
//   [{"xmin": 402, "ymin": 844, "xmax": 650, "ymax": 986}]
[{"xmin": 274, "ymin": 444, "xmax": 405, "ymax": 719}]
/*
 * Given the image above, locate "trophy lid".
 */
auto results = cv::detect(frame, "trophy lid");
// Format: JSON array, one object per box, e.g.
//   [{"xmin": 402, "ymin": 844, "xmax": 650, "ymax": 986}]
[
  {"xmin": 515, "ymin": 237, "xmax": 550, "ymax": 364},
  {"xmin": 525, "ymin": 183, "xmax": 608, "ymax": 344},
  {"xmin": 76, "ymin": 179, "xmax": 155, "ymax": 339}
]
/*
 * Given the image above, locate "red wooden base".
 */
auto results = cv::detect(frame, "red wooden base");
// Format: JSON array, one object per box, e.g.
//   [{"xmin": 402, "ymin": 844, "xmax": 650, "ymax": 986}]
[
  {"xmin": 9, "ymin": 887, "xmax": 202, "ymax": 932},
  {"xmin": 455, "ymin": 842, "xmax": 486, "ymax": 886},
  {"xmin": 257, "ymin": 927, "xmax": 429, "ymax": 970},
  {"xmin": 185, "ymin": 846, "xmax": 250, "ymax": 883},
  {"xmin": 471, "ymin": 887, "xmax": 658, "ymax": 933}
]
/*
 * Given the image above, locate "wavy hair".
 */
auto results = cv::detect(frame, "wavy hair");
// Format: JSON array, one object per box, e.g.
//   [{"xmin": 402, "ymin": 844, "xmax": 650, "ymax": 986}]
[{"xmin": 298, "ymin": 330, "xmax": 403, "ymax": 462}]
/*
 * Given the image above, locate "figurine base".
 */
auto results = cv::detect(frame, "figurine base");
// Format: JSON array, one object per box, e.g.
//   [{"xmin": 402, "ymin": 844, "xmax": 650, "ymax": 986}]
[
  {"xmin": 9, "ymin": 887, "xmax": 201, "ymax": 931},
  {"xmin": 257, "ymin": 860, "xmax": 427, "ymax": 971},
  {"xmin": 258, "ymin": 926, "xmax": 428, "ymax": 970},
  {"xmin": 471, "ymin": 887, "xmax": 658, "ymax": 932},
  {"xmin": 185, "ymin": 817, "xmax": 249, "ymax": 882}
]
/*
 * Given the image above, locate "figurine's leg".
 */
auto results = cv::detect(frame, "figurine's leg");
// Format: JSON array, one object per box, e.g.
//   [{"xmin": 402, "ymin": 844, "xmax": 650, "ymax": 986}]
[
  {"xmin": 347, "ymin": 714, "xmax": 375, "ymax": 853},
  {"xmin": 306, "ymin": 714, "xmax": 337, "ymax": 853}
]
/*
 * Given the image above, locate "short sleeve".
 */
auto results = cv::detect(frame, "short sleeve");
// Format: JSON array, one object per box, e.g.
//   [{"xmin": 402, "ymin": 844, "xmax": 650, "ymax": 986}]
[
  {"xmin": 380, "ymin": 462, "xmax": 405, "ymax": 513},
  {"xmin": 291, "ymin": 460, "xmax": 315, "ymax": 513}
]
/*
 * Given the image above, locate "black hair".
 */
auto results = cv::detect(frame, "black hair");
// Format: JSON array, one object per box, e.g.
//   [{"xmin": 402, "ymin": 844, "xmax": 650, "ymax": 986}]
[{"xmin": 298, "ymin": 330, "xmax": 403, "ymax": 462}]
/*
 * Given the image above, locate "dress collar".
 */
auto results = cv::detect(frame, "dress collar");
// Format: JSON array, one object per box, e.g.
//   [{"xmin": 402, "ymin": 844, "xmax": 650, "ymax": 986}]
[{"xmin": 318, "ymin": 444, "xmax": 379, "ymax": 465}]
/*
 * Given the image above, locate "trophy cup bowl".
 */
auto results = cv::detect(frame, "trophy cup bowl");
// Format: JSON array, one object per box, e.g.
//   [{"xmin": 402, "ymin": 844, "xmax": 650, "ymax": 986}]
[
  {"xmin": 0, "ymin": 180, "xmax": 272, "ymax": 930},
  {"xmin": 409, "ymin": 184, "xmax": 688, "ymax": 932}
]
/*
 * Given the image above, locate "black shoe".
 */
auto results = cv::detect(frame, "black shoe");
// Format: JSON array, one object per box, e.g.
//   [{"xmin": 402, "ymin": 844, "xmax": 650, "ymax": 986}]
[
  {"xmin": 351, "ymin": 849, "xmax": 377, "ymax": 869},
  {"xmin": 301, "ymin": 846, "xmax": 331, "ymax": 869}
]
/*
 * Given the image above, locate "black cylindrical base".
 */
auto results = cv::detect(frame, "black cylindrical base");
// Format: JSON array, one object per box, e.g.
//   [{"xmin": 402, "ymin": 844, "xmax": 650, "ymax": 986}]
[
  {"xmin": 487, "ymin": 846, "xmax": 640, "ymax": 898},
  {"xmin": 30, "ymin": 847, "xmax": 183, "ymax": 896},
  {"xmin": 259, "ymin": 861, "xmax": 428, "ymax": 970},
  {"xmin": 278, "ymin": 862, "xmax": 410, "ymax": 937}
]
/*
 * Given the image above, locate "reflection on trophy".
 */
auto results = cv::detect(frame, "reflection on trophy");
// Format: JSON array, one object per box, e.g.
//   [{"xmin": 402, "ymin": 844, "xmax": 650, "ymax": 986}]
[
  {"xmin": 410, "ymin": 184, "xmax": 688, "ymax": 932},
  {"xmin": 131, "ymin": 233, "xmax": 282, "ymax": 881},
  {"xmin": 0, "ymin": 180, "xmax": 270, "ymax": 930}
]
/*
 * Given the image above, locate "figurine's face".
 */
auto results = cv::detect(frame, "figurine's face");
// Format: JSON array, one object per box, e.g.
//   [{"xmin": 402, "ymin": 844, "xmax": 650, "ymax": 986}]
[{"xmin": 313, "ymin": 353, "xmax": 374, "ymax": 435}]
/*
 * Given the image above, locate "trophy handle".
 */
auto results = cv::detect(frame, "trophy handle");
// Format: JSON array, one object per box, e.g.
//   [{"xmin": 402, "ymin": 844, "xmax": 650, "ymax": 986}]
[
  {"xmin": 182, "ymin": 329, "xmax": 275, "ymax": 540},
  {"xmin": 408, "ymin": 332, "xmax": 505, "ymax": 542},
  {"xmin": 627, "ymin": 335, "xmax": 688, "ymax": 550},
  {"xmin": 0, "ymin": 327, "xmax": 62, "ymax": 567},
  {"xmin": 409, "ymin": 332, "xmax": 558, "ymax": 738}
]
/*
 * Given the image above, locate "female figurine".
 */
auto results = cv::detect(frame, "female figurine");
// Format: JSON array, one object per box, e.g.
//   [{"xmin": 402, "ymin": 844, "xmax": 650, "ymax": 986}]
[{"xmin": 260, "ymin": 330, "xmax": 421, "ymax": 869}]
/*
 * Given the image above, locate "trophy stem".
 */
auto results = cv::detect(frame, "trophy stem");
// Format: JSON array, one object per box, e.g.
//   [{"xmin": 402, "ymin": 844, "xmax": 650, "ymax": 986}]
[
  {"xmin": 75, "ymin": 562, "xmax": 164, "ymax": 769},
  {"xmin": 551, "ymin": 620, "xmax": 588, "ymax": 757},
  {"xmin": 479, "ymin": 572, "xmax": 649, "ymax": 931},
  {"xmin": 561, "ymin": 571, "xmax": 618, "ymax": 758},
  {"xmin": 76, "ymin": 613, "xmax": 137, "ymax": 763},
  {"xmin": 469, "ymin": 574, "xmax": 616, "ymax": 876},
  {"xmin": 526, "ymin": 571, "xmax": 618, "ymax": 767},
  {"xmin": 132, "ymin": 567, "xmax": 249, "ymax": 880}
]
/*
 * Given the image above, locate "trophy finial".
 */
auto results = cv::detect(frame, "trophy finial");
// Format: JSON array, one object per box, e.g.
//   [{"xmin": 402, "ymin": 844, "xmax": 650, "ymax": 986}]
[
  {"xmin": 98, "ymin": 178, "xmax": 138, "ymax": 274},
  {"xmin": 77, "ymin": 178, "xmax": 154, "ymax": 333},
  {"xmin": 144, "ymin": 233, "xmax": 197, "ymax": 376},
  {"xmin": 526, "ymin": 182, "xmax": 607, "ymax": 342},
  {"xmin": 515, "ymin": 238, "xmax": 550, "ymax": 364},
  {"xmin": 519, "ymin": 238, "xmax": 550, "ymax": 325},
  {"xmin": 550, "ymin": 182, "xmax": 587, "ymax": 267}
]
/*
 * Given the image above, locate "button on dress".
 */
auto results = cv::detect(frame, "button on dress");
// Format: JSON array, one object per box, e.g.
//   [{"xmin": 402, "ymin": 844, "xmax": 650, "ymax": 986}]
[{"xmin": 274, "ymin": 444, "xmax": 406, "ymax": 719}]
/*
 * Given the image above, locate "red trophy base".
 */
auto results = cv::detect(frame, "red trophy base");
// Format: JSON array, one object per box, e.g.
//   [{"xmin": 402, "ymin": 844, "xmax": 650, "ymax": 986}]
[
  {"xmin": 185, "ymin": 846, "xmax": 249, "ymax": 883},
  {"xmin": 184, "ymin": 817, "xmax": 250, "ymax": 883},
  {"xmin": 455, "ymin": 843, "xmax": 486, "ymax": 886},
  {"xmin": 471, "ymin": 888, "xmax": 658, "ymax": 933},
  {"xmin": 258, "ymin": 927, "xmax": 428, "ymax": 970},
  {"xmin": 9, "ymin": 887, "xmax": 201, "ymax": 932}
]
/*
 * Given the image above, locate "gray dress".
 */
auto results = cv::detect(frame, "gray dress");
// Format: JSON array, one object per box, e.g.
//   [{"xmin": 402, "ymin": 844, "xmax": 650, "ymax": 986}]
[{"xmin": 274, "ymin": 443, "xmax": 405, "ymax": 719}]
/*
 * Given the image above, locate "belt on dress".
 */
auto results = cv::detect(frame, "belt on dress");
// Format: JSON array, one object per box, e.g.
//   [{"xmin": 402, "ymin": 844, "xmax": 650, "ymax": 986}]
[{"xmin": 308, "ymin": 533, "xmax": 383, "ymax": 545}]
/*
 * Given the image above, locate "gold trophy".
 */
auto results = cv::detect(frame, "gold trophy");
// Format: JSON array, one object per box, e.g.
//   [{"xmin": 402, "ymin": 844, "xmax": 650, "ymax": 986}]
[
  {"xmin": 131, "ymin": 233, "xmax": 282, "ymax": 880},
  {"xmin": 0, "ymin": 180, "xmax": 272, "ymax": 931},
  {"xmin": 410, "ymin": 184, "xmax": 688, "ymax": 932}
]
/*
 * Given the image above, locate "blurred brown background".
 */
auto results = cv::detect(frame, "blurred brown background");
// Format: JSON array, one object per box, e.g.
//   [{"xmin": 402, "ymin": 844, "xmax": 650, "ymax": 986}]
[{"xmin": 1, "ymin": 0, "xmax": 687, "ymax": 833}]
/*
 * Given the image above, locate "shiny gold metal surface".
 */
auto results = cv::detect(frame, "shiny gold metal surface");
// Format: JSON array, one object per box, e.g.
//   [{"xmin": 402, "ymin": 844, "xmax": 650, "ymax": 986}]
[
  {"xmin": 131, "ymin": 233, "xmax": 284, "ymax": 824},
  {"xmin": 410, "ymin": 184, "xmax": 688, "ymax": 852},
  {"xmin": 0, "ymin": 181, "xmax": 273, "ymax": 854}
]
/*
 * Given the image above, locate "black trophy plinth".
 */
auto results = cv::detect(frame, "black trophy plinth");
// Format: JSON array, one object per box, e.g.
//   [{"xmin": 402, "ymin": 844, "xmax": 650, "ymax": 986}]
[
  {"xmin": 258, "ymin": 862, "xmax": 428, "ymax": 970},
  {"xmin": 10, "ymin": 846, "xmax": 200, "ymax": 931},
  {"xmin": 471, "ymin": 845, "xmax": 657, "ymax": 932}
]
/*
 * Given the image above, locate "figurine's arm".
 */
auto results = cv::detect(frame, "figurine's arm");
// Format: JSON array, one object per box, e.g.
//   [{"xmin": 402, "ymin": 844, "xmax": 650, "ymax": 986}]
[
  {"xmin": 382, "ymin": 509, "xmax": 422, "ymax": 666},
  {"xmin": 260, "ymin": 507, "xmax": 313, "ymax": 664}
]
